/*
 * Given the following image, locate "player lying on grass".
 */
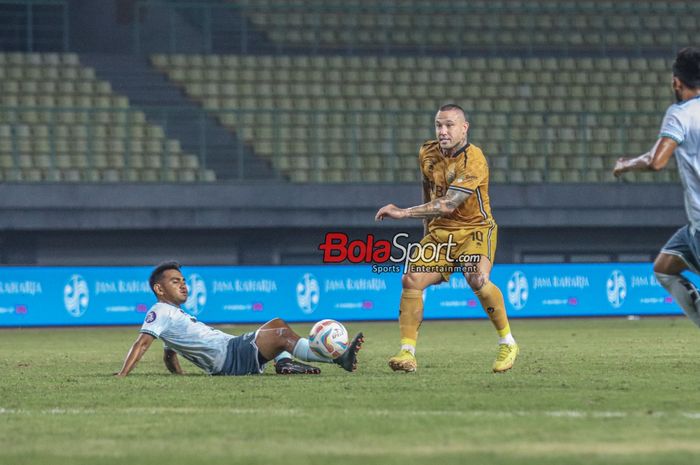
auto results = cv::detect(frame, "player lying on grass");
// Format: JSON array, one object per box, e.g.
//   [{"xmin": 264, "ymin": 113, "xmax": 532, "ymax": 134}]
[
  {"xmin": 613, "ymin": 47, "xmax": 700, "ymax": 331},
  {"xmin": 115, "ymin": 261, "xmax": 363, "ymax": 377}
]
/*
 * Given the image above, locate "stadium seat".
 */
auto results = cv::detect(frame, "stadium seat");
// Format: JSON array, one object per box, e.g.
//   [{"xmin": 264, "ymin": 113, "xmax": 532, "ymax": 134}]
[
  {"xmin": 235, "ymin": 0, "xmax": 698, "ymax": 53},
  {"xmin": 152, "ymin": 11, "xmax": 679, "ymax": 185},
  {"xmin": 0, "ymin": 53, "xmax": 212, "ymax": 183}
]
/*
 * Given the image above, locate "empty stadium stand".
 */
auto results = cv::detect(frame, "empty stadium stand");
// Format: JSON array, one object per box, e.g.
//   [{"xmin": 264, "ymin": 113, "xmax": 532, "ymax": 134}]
[
  {"xmin": 0, "ymin": 0, "xmax": 691, "ymax": 184},
  {"xmin": 152, "ymin": 53, "xmax": 679, "ymax": 183},
  {"xmin": 0, "ymin": 0, "xmax": 691, "ymax": 267},
  {"xmin": 233, "ymin": 0, "xmax": 695, "ymax": 55},
  {"xmin": 0, "ymin": 52, "xmax": 215, "ymax": 182}
]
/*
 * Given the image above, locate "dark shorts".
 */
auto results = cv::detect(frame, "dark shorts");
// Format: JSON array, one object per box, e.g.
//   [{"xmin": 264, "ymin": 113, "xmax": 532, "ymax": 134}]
[
  {"xmin": 661, "ymin": 225, "xmax": 700, "ymax": 273},
  {"xmin": 216, "ymin": 331, "xmax": 266, "ymax": 376}
]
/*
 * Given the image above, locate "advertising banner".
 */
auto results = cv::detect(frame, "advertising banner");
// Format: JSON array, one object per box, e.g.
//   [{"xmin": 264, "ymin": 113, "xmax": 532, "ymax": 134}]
[
  {"xmin": 0, "ymin": 263, "xmax": 688, "ymax": 327},
  {"xmin": 428, "ymin": 263, "xmax": 686, "ymax": 318}
]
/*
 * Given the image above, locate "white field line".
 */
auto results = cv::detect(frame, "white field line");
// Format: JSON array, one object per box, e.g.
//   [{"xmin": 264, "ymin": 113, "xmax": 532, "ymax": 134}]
[{"xmin": 0, "ymin": 407, "xmax": 698, "ymax": 419}]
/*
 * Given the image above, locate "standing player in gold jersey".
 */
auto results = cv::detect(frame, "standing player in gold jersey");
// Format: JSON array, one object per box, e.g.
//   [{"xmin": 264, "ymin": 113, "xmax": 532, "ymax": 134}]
[{"xmin": 375, "ymin": 104, "xmax": 518, "ymax": 373}]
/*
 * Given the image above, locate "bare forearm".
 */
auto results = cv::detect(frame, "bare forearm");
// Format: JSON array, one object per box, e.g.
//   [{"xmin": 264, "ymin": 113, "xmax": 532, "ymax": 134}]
[
  {"xmin": 405, "ymin": 199, "xmax": 453, "ymax": 219},
  {"xmin": 164, "ymin": 352, "xmax": 184, "ymax": 375},
  {"xmin": 406, "ymin": 190, "xmax": 468, "ymax": 219},
  {"xmin": 614, "ymin": 138, "xmax": 676, "ymax": 176},
  {"xmin": 376, "ymin": 190, "xmax": 468, "ymax": 222},
  {"xmin": 615, "ymin": 151, "xmax": 654, "ymax": 174},
  {"xmin": 117, "ymin": 343, "xmax": 148, "ymax": 377},
  {"xmin": 422, "ymin": 180, "xmax": 432, "ymax": 234}
]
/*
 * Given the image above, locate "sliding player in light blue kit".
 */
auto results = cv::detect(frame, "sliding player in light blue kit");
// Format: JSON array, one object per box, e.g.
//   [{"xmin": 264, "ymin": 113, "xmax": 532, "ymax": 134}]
[{"xmin": 116, "ymin": 261, "xmax": 363, "ymax": 377}]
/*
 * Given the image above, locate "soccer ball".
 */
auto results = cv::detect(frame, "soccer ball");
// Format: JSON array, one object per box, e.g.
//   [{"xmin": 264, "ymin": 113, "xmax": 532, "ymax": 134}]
[{"xmin": 309, "ymin": 319, "xmax": 349, "ymax": 359}]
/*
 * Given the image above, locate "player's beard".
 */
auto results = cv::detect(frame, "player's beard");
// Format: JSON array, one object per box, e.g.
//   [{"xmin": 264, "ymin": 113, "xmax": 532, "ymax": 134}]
[{"xmin": 674, "ymin": 87, "xmax": 683, "ymax": 103}]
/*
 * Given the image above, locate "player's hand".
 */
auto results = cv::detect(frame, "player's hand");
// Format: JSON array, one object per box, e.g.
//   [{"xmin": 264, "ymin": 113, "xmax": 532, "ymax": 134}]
[
  {"xmin": 613, "ymin": 158, "xmax": 628, "ymax": 177},
  {"xmin": 375, "ymin": 204, "xmax": 407, "ymax": 221}
]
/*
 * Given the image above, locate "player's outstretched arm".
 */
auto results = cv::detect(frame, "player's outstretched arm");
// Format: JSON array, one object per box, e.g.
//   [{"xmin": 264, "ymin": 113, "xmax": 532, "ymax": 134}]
[
  {"xmin": 163, "ymin": 349, "xmax": 184, "ymax": 375},
  {"xmin": 375, "ymin": 189, "xmax": 469, "ymax": 221},
  {"xmin": 613, "ymin": 137, "xmax": 678, "ymax": 177},
  {"xmin": 115, "ymin": 333, "xmax": 155, "ymax": 377},
  {"xmin": 421, "ymin": 177, "xmax": 431, "ymax": 236}
]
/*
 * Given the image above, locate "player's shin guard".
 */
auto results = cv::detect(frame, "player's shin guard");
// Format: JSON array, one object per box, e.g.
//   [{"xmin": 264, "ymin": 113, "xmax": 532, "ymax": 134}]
[
  {"xmin": 655, "ymin": 272, "xmax": 700, "ymax": 328},
  {"xmin": 474, "ymin": 281, "xmax": 513, "ymax": 340},
  {"xmin": 398, "ymin": 288, "xmax": 423, "ymax": 354}
]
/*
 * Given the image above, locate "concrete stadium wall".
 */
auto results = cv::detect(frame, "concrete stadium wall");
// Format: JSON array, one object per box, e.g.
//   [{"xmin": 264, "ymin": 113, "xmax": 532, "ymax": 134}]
[{"xmin": 0, "ymin": 183, "xmax": 685, "ymax": 265}]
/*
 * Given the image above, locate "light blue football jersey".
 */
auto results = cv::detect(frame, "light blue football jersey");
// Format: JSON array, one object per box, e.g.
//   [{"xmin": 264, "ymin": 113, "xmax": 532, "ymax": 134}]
[
  {"xmin": 660, "ymin": 95, "xmax": 700, "ymax": 230},
  {"xmin": 140, "ymin": 302, "xmax": 233, "ymax": 374}
]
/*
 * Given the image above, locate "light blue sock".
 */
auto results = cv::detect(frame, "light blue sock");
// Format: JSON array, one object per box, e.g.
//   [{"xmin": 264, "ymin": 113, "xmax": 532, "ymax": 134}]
[
  {"xmin": 274, "ymin": 351, "xmax": 293, "ymax": 363},
  {"xmin": 292, "ymin": 338, "xmax": 332, "ymax": 363}
]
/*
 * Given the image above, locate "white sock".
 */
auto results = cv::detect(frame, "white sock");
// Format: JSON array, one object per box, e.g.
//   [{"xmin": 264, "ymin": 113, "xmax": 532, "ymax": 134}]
[
  {"xmin": 273, "ymin": 351, "xmax": 293, "ymax": 363},
  {"xmin": 400, "ymin": 343, "xmax": 416, "ymax": 355},
  {"xmin": 655, "ymin": 272, "xmax": 700, "ymax": 328},
  {"xmin": 292, "ymin": 338, "xmax": 333, "ymax": 363},
  {"xmin": 499, "ymin": 333, "xmax": 516, "ymax": 345}
]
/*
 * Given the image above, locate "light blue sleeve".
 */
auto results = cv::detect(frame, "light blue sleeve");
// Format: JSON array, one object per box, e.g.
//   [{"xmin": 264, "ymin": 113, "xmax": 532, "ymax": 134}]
[
  {"xmin": 139, "ymin": 306, "xmax": 171, "ymax": 339},
  {"xmin": 659, "ymin": 105, "xmax": 685, "ymax": 145}
]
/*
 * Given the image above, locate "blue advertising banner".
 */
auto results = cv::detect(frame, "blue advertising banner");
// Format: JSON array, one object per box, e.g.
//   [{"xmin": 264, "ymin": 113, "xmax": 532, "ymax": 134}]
[
  {"xmin": 427, "ymin": 264, "xmax": 689, "ymax": 319},
  {"xmin": 0, "ymin": 263, "xmax": 690, "ymax": 327}
]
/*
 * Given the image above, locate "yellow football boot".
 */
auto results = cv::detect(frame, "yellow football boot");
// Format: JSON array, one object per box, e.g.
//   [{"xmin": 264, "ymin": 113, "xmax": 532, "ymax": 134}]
[
  {"xmin": 492, "ymin": 343, "xmax": 519, "ymax": 373},
  {"xmin": 388, "ymin": 349, "xmax": 417, "ymax": 372}
]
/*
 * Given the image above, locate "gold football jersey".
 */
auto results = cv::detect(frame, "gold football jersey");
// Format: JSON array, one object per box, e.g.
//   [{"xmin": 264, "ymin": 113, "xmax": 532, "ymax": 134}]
[{"xmin": 419, "ymin": 140, "xmax": 496, "ymax": 230}]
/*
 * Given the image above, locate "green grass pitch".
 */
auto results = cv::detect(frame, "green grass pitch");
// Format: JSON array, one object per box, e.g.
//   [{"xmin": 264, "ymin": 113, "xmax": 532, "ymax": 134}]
[{"xmin": 2, "ymin": 317, "xmax": 700, "ymax": 465}]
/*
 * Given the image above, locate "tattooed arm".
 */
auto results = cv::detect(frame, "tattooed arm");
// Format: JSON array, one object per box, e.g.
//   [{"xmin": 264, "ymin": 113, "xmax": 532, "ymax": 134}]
[
  {"xmin": 375, "ymin": 189, "xmax": 470, "ymax": 221},
  {"xmin": 421, "ymin": 177, "xmax": 432, "ymax": 235}
]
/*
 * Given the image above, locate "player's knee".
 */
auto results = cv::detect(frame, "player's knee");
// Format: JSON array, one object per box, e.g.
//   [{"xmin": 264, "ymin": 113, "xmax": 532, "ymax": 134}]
[
  {"xmin": 653, "ymin": 259, "xmax": 672, "ymax": 274},
  {"xmin": 263, "ymin": 317, "xmax": 286, "ymax": 328},
  {"xmin": 653, "ymin": 253, "xmax": 686, "ymax": 275},
  {"xmin": 652, "ymin": 256, "xmax": 665, "ymax": 274},
  {"xmin": 259, "ymin": 320, "xmax": 293, "ymax": 346},
  {"xmin": 259, "ymin": 318, "xmax": 290, "ymax": 338},
  {"xmin": 466, "ymin": 273, "xmax": 487, "ymax": 291},
  {"xmin": 402, "ymin": 273, "xmax": 424, "ymax": 290}
]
